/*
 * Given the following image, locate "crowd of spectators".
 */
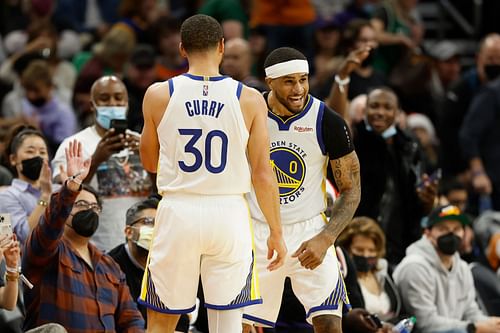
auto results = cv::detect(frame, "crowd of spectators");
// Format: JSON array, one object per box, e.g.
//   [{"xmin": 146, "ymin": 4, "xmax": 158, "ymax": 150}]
[{"xmin": 0, "ymin": 0, "xmax": 498, "ymax": 332}]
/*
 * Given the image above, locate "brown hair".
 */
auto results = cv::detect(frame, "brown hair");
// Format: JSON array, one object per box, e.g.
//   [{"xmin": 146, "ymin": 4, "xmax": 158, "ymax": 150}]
[
  {"xmin": 336, "ymin": 216, "xmax": 386, "ymax": 258},
  {"xmin": 21, "ymin": 60, "xmax": 52, "ymax": 87}
]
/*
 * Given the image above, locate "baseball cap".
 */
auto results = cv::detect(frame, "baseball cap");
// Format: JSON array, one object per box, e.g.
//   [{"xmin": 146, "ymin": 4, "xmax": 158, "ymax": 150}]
[
  {"xmin": 130, "ymin": 44, "xmax": 156, "ymax": 69},
  {"xmin": 430, "ymin": 41, "xmax": 460, "ymax": 61},
  {"xmin": 421, "ymin": 204, "xmax": 471, "ymax": 229}
]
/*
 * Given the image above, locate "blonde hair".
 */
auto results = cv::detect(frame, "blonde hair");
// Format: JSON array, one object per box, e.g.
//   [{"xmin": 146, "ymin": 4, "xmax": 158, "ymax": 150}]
[{"xmin": 336, "ymin": 216, "xmax": 386, "ymax": 258}]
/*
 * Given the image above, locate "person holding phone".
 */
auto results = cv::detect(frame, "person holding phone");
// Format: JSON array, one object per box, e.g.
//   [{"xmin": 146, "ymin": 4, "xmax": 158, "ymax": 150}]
[
  {"xmin": 51, "ymin": 76, "xmax": 152, "ymax": 252},
  {"xmin": 0, "ymin": 233, "xmax": 20, "ymax": 311}
]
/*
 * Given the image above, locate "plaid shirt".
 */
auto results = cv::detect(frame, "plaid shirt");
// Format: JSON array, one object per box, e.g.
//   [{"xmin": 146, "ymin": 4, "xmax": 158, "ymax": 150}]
[{"xmin": 22, "ymin": 184, "xmax": 145, "ymax": 333}]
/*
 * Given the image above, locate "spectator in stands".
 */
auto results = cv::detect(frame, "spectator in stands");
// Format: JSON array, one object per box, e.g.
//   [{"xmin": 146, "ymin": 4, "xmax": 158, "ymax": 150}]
[
  {"xmin": 337, "ymin": 217, "xmax": 402, "ymax": 322},
  {"xmin": 460, "ymin": 73, "xmax": 500, "ymax": 212},
  {"xmin": 114, "ymin": 0, "xmax": 163, "ymax": 44},
  {"xmin": 353, "ymin": 87, "xmax": 436, "ymax": 265},
  {"xmin": 123, "ymin": 44, "xmax": 159, "ymax": 133},
  {"xmin": 394, "ymin": 204, "xmax": 500, "ymax": 333},
  {"xmin": 73, "ymin": 25, "xmax": 135, "ymax": 127},
  {"xmin": 152, "ymin": 16, "xmax": 187, "ymax": 81},
  {"xmin": 428, "ymin": 40, "xmax": 461, "ymax": 110},
  {"xmin": 109, "ymin": 198, "xmax": 190, "ymax": 332},
  {"xmin": 52, "ymin": 75, "xmax": 151, "ymax": 252},
  {"xmin": 438, "ymin": 33, "xmax": 500, "ymax": 182},
  {"xmin": 321, "ymin": 19, "xmax": 386, "ymax": 103},
  {"xmin": 0, "ymin": 126, "xmax": 52, "ymax": 245},
  {"xmin": 51, "ymin": 0, "xmax": 121, "ymax": 35},
  {"xmin": 406, "ymin": 113, "xmax": 438, "ymax": 173},
  {"xmin": 370, "ymin": 0, "xmax": 423, "ymax": 76},
  {"xmin": 221, "ymin": 37, "xmax": 267, "ymax": 92},
  {"xmin": 18, "ymin": 60, "xmax": 76, "ymax": 153},
  {"xmin": 22, "ymin": 139, "xmax": 144, "ymax": 331}
]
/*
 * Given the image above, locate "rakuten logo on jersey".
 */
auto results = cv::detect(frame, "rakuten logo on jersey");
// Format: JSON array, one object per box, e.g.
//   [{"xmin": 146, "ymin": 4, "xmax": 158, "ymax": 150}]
[{"xmin": 293, "ymin": 125, "xmax": 314, "ymax": 133}]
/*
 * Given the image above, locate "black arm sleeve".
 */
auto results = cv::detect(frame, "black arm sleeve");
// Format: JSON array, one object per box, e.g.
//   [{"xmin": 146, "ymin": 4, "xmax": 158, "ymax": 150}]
[{"xmin": 322, "ymin": 106, "xmax": 354, "ymax": 160}]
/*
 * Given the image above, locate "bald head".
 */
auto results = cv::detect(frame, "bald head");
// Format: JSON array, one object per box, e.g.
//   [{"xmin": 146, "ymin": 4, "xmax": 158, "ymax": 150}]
[
  {"xmin": 222, "ymin": 38, "xmax": 252, "ymax": 80},
  {"xmin": 90, "ymin": 75, "xmax": 128, "ymax": 107}
]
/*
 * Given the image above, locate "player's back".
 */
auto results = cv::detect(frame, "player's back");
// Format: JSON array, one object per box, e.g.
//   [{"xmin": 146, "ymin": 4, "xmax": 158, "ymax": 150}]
[{"xmin": 156, "ymin": 74, "xmax": 251, "ymax": 195}]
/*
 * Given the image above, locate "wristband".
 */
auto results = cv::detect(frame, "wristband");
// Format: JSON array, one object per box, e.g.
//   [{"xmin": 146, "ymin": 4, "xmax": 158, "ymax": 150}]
[
  {"xmin": 335, "ymin": 75, "xmax": 350, "ymax": 93},
  {"xmin": 67, "ymin": 176, "xmax": 83, "ymax": 191},
  {"xmin": 5, "ymin": 266, "xmax": 19, "ymax": 274},
  {"xmin": 5, "ymin": 272, "xmax": 19, "ymax": 282}
]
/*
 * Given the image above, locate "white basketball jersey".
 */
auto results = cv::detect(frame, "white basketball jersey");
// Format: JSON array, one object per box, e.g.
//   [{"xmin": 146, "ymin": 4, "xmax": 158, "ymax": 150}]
[
  {"xmin": 248, "ymin": 95, "xmax": 329, "ymax": 224},
  {"xmin": 156, "ymin": 74, "xmax": 251, "ymax": 195}
]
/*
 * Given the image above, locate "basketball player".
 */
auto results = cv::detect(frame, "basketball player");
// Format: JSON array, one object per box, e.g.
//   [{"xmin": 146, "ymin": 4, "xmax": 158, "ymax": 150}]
[
  {"xmin": 139, "ymin": 14, "xmax": 287, "ymax": 333},
  {"xmin": 242, "ymin": 47, "xmax": 361, "ymax": 333}
]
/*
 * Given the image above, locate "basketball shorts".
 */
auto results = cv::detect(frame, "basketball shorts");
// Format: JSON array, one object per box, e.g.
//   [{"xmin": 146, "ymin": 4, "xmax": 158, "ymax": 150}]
[
  {"xmin": 138, "ymin": 193, "xmax": 261, "ymax": 313},
  {"xmin": 243, "ymin": 214, "xmax": 349, "ymax": 327}
]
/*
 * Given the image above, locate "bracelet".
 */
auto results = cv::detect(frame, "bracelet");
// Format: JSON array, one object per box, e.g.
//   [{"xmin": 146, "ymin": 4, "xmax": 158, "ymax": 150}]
[
  {"xmin": 38, "ymin": 199, "xmax": 48, "ymax": 207},
  {"xmin": 335, "ymin": 75, "xmax": 350, "ymax": 93},
  {"xmin": 5, "ymin": 272, "xmax": 19, "ymax": 282}
]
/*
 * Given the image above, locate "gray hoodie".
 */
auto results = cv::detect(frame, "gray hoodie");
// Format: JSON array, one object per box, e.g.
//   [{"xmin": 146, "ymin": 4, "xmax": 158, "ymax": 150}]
[{"xmin": 393, "ymin": 236, "xmax": 488, "ymax": 333}]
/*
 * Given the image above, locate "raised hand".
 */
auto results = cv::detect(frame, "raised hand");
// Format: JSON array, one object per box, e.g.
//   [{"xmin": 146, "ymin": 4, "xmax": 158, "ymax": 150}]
[
  {"xmin": 92, "ymin": 129, "xmax": 125, "ymax": 165},
  {"xmin": 65, "ymin": 139, "xmax": 91, "ymax": 184},
  {"xmin": 2, "ymin": 234, "xmax": 20, "ymax": 270},
  {"xmin": 39, "ymin": 159, "xmax": 52, "ymax": 198}
]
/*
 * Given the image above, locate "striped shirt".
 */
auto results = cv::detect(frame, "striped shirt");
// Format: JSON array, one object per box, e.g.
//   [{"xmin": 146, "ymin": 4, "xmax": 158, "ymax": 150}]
[{"xmin": 22, "ymin": 184, "xmax": 145, "ymax": 333}]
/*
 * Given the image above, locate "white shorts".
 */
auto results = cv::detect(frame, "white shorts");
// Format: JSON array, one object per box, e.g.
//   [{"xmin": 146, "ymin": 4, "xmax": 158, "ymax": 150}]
[
  {"xmin": 243, "ymin": 215, "xmax": 349, "ymax": 327},
  {"xmin": 138, "ymin": 194, "xmax": 261, "ymax": 313}
]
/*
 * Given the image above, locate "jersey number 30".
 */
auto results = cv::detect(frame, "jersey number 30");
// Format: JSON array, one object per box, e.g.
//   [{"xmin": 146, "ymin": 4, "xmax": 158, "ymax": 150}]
[{"xmin": 178, "ymin": 129, "xmax": 228, "ymax": 174}]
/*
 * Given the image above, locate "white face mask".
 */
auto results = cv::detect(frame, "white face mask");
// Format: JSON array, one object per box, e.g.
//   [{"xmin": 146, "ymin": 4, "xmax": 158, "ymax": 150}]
[
  {"xmin": 134, "ymin": 225, "xmax": 154, "ymax": 250},
  {"xmin": 94, "ymin": 105, "xmax": 127, "ymax": 129}
]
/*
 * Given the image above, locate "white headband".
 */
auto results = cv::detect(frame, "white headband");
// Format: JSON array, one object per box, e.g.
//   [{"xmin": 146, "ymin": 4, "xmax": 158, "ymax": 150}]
[{"xmin": 265, "ymin": 59, "xmax": 309, "ymax": 78}]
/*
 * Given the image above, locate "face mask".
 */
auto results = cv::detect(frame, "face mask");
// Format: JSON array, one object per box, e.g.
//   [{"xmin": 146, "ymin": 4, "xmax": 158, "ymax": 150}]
[
  {"xmin": 134, "ymin": 225, "xmax": 154, "ymax": 251},
  {"xmin": 352, "ymin": 254, "xmax": 378, "ymax": 272},
  {"xmin": 365, "ymin": 122, "xmax": 397, "ymax": 139},
  {"xmin": 21, "ymin": 156, "xmax": 44, "ymax": 181},
  {"xmin": 28, "ymin": 97, "xmax": 47, "ymax": 108},
  {"xmin": 95, "ymin": 105, "xmax": 127, "ymax": 129},
  {"xmin": 70, "ymin": 209, "xmax": 99, "ymax": 237},
  {"xmin": 436, "ymin": 232, "xmax": 461, "ymax": 255},
  {"xmin": 484, "ymin": 64, "xmax": 500, "ymax": 81}
]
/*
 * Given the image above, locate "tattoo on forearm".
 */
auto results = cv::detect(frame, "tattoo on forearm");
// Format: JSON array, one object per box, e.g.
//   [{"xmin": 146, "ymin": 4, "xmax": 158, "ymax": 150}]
[{"xmin": 325, "ymin": 151, "xmax": 361, "ymax": 241}]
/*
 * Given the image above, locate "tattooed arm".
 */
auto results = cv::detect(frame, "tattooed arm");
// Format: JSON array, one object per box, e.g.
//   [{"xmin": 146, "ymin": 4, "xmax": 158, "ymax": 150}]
[{"xmin": 292, "ymin": 151, "xmax": 361, "ymax": 270}]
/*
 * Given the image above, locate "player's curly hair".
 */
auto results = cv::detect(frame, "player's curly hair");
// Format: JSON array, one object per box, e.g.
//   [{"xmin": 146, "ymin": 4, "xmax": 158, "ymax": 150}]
[
  {"xmin": 181, "ymin": 14, "xmax": 223, "ymax": 53},
  {"xmin": 264, "ymin": 47, "xmax": 307, "ymax": 69}
]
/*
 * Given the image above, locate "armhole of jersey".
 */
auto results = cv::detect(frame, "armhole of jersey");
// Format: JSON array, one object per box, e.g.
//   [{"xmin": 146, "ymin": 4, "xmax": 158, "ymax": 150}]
[
  {"xmin": 168, "ymin": 78, "xmax": 174, "ymax": 96},
  {"xmin": 316, "ymin": 101, "xmax": 327, "ymax": 155},
  {"xmin": 236, "ymin": 82, "xmax": 243, "ymax": 100}
]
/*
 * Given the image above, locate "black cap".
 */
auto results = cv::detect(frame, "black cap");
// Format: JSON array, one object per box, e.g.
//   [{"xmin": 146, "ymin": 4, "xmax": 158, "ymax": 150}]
[{"xmin": 130, "ymin": 44, "xmax": 156, "ymax": 69}]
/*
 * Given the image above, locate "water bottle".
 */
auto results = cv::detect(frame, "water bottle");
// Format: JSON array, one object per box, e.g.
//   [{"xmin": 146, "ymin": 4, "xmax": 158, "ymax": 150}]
[{"xmin": 393, "ymin": 316, "xmax": 416, "ymax": 333}]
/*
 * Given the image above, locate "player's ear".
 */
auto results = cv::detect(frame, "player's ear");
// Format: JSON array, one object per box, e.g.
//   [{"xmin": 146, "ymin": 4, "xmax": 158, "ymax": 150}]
[
  {"xmin": 179, "ymin": 42, "xmax": 188, "ymax": 58},
  {"xmin": 265, "ymin": 77, "xmax": 274, "ymax": 89},
  {"xmin": 219, "ymin": 38, "xmax": 225, "ymax": 54}
]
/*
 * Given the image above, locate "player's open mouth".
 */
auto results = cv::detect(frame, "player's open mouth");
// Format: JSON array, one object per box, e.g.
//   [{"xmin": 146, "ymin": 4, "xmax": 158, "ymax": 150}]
[{"xmin": 289, "ymin": 96, "xmax": 304, "ymax": 107}]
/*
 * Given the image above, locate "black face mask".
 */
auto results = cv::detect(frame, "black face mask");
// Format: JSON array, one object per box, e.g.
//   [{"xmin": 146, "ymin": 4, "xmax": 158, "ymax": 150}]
[
  {"xmin": 484, "ymin": 64, "xmax": 500, "ymax": 81},
  {"xmin": 28, "ymin": 97, "xmax": 47, "ymax": 108},
  {"xmin": 436, "ymin": 232, "xmax": 461, "ymax": 255},
  {"xmin": 352, "ymin": 255, "xmax": 378, "ymax": 272},
  {"xmin": 70, "ymin": 209, "xmax": 99, "ymax": 237},
  {"xmin": 21, "ymin": 156, "xmax": 44, "ymax": 181}
]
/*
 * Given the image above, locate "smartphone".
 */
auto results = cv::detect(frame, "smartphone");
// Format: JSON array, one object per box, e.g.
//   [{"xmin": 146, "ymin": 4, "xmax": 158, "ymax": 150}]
[
  {"xmin": 110, "ymin": 119, "xmax": 128, "ymax": 135},
  {"xmin": 367, "ymin": 313, "xmax": 383, "ymax": 328},
  {"xmin": 0, "ymin": 213, "xmax": 12, "ymax": 237},
  {"xmin": 416, "ymin": 168, "xmax": 442, "ymax": 189}
]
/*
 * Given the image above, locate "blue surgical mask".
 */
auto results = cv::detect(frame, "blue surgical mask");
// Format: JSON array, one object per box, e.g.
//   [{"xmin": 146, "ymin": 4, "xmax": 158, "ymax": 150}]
[
  {"xmin": 95, "ymin": 105, "xmax": 127, "ymax": 129},
  {"xmin": 365, "ymin": 122, "xmax": 398, "ymax": 139}
]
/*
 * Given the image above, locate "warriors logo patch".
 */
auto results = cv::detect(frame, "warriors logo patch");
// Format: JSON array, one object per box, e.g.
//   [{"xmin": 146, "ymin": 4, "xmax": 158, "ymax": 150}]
[{"xmin": 270, "ymin": 147, "xmax": 306, "ymax": 200}]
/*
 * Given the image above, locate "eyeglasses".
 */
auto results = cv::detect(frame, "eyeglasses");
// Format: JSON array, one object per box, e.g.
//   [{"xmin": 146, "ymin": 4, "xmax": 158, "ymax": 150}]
[
  {"xmin": 74, "ymin": 200, "xmax": 102, "ymax": 213},
  {"xmin": 130, "ymin": 216, "xmax": 155, "ymax": 226}
]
